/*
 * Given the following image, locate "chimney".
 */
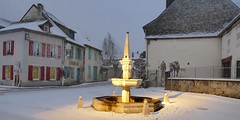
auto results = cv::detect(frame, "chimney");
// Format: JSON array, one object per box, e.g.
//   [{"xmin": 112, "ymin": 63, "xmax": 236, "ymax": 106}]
[
  {"xmin": 37, "ymin": 3, "xmax": 44, "ymax": 18},
  {"xmin": 166, "ymin": 0, "xmax": 175, "ymax": 8}
]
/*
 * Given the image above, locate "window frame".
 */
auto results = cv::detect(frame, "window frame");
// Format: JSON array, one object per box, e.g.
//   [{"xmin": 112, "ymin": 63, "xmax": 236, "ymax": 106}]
[
  {"xmin": 32, "ymin": 66, "xmax": 40, "ymax": 80},
  {"xmin": 50, "ymin": 67, "xmax": 56, "ymax": 80}
]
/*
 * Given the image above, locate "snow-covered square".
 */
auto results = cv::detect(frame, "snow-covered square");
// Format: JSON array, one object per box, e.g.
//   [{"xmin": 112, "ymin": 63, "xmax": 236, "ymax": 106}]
[{"xmin": 1, "ymin": 81, "xmax": 240, "ymax": 120}]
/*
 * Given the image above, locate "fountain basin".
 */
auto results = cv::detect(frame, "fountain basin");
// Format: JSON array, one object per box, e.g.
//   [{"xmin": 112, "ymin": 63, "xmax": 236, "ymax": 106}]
[
  {"xmin": 111, "ymin": 78, "xmax": 142, "ymax": 87},
  {"xmin": 92, "ymin": 96, "xmax": 162, "ymax": 113}
]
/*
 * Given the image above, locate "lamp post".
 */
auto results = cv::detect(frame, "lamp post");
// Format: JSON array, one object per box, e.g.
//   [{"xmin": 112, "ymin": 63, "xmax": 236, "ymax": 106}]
[{"xmin": 64, "ymin": 43, "xmax": 72, "ymax": 85}]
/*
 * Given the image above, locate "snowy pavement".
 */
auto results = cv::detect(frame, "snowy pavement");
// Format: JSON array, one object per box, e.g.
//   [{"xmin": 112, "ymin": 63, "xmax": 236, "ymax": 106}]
[{"xmin": 1, "ymin": 81, "xmax": 240, "ymax": 120}]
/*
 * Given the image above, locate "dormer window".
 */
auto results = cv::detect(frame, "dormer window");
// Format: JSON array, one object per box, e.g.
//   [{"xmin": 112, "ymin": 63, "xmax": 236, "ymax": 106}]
[{"xmin": 44, "ymin": 25, "xmax": 50, "ymax": 33}]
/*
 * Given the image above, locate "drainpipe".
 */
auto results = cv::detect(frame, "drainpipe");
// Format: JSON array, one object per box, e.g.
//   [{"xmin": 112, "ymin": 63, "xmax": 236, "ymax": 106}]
[{"xmin": 61, "ymin": 40, "xmax": 65, "ymax": 86}]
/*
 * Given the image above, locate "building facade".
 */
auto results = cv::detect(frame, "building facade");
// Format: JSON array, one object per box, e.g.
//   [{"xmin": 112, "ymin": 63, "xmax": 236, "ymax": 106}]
[
  {"xmin": 0, "ymin": 3, "xmax": 103, "ymax": 86},
  {"xmin": 0, "ymin": 28, "xmax": 64, "ymax": 86},
  {"xmin": 143, "ymin": 0, "xmax": 240, "ymax": 82},
  {"xmin": 84, "ymin": 45, "xmax": 102, "ymax": 82}
]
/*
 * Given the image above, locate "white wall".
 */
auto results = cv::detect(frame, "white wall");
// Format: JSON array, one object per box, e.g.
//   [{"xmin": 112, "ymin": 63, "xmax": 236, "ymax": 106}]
[
  {"xmin": 147, "ymin": 37, "xmax": 222, "ymax": 75},
  {"xmin": 222, "ymin": 22, "xmax": 240, "ymax": 78},
  {"xmin": 0, "ymin": 30, "xmax": 64, "ymax": 86},
  {"xmin": 0, "ymin": 32, "xmax": 24, "ymax": 85}
]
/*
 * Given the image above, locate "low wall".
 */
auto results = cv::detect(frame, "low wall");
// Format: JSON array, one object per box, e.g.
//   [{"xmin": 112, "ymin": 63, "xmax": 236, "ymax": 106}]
[{"xmin": 165, "ymin": 78, "xmax": 240, "ymax": 99}]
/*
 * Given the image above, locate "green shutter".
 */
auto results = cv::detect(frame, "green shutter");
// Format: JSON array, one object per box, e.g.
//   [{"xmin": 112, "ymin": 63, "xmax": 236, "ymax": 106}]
[
  {"xmin": 88, "ymin": 48, "xmax": 92, "ymax": 60},
  {"xmin": 93, "ymin": 66, "xmax": 98, "ymax": 81},
  {"xmin": 75, "ymin": 47, "xmax": 78, "ymax": 59},
  {"xmin": 94, "ymin": 51, "xmax": 97, "ymax": 61},
  {"xmin": 88, "ymin": 65, "xmax": 91, "ymax": 75},
  {"xmin": 79, "ymin": 49, "xmax": 82, "ymax": 60}
]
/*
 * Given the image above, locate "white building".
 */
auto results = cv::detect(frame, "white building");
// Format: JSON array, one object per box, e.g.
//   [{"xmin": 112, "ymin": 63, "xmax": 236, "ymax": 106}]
[
  {"xmin": 0, "ymin": 3, "xmax": 102, "ymax": 86},
  {"xmin": 143, "ymin": 0, "xmax": 240, "ymax": 81}
]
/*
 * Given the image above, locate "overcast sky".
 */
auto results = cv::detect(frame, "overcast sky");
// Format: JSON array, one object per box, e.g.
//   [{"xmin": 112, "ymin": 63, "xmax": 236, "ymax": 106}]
[
  {"xmin": 1, "ymin": 0, "xmax": 240, "ymax": 54},
  {"xmin": 0, "ymin": 0, "xmax": 166, "ymax": 54}
]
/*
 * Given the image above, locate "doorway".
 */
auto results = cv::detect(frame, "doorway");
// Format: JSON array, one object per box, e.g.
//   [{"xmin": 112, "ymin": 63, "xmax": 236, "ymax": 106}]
[
  {"xmin": 222, "ymin": 56, "xmax": 232, "ymax": 78},
  {"xmin": 237, "ymin": 61, "xmax": 240, "ymax": 78}
]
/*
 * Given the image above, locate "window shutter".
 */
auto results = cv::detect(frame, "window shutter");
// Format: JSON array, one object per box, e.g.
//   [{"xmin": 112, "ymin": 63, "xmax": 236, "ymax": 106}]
[
  {"xmin": 11, "ymin": 41, "xmax": 14, "ymax": 55},
  {"xmin": 75, "ymin": 48, "xmax": 78, "ymax": 59},
  {"xmin": 28, "ymin": 65, "xmax": 33, "ymax": 81},
  {"xmin": 42, "ymin": 43, "xmax": 45, "ymax": 57},
  {"xmin": 29, "ymin": 41, "xmax": 33, "ymax": 56},
  {"xmin": 10, "ymin": 65, "xmax": 13, "ymax": 80},
  {"xmin": 64, "ymin": 66, "xmax": 68, "ymax": 79},
  {"xmin": 47, "ymin": 44, "xmax": 51, "ymax": 58},
  {"xmin": 56, "ymin": 67, "xmax": 61, "ymax": 81},
  {"xmin": 2, "ymin": 65, "xmax": 5, "ymax": 80},
  {"xmin": 40, "ymin": 66, "xmax": 45, "ymax": 81},
  {"xmin": 3, "ymin": 41, "xmax": 6, "ymax": 56},
  {"xmin": 46, "ymin": 67, "xmax": 50, "ymax": 80},
  {"xmin": 58, "ymin": 46, "xmax": 61, "ymax": 59}
]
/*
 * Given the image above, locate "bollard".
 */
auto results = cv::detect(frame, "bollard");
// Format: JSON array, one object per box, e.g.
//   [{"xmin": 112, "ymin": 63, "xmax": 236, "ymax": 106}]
[
  {"xmin": 112, "ymin": 91, "xmax": 116, "ymax": 96},
  {"xmin": 142, "ymin": 99, "xmax": 150, "ymax": 115},
  {"xmin": 163, "ymin": 93, "xmax": 170, "ymax": 104},
  {"xmin": 77, "ymin": 96, "xmax": 83, "ymax": 108}
]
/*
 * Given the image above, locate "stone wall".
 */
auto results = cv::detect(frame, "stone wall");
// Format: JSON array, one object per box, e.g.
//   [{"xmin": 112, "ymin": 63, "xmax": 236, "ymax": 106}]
[{"xmin": 165, "ymin": 78, "xmax": 240, "ymax": 99}]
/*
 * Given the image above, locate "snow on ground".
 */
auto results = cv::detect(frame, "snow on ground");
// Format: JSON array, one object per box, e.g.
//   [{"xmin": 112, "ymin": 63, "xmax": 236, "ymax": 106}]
[{"xmin": 1, "ymin": 81, "xmax": 240, "ymax": 120}]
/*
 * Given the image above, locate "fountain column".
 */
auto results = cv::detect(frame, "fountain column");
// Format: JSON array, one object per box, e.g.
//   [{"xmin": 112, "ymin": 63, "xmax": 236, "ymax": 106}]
[
  {"xmin": 111, "ymin": 32, "xmax": 142, "ymax": 103},
  {"xmin": 121, "ymin": 32, "xmax": 132, "ymax": 103}
]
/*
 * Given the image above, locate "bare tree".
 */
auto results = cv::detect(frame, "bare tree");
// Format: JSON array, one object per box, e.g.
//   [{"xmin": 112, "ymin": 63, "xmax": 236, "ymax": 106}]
[{"xmin": 102, "ymin": 32, "xmax": 119, "ymax": 65}]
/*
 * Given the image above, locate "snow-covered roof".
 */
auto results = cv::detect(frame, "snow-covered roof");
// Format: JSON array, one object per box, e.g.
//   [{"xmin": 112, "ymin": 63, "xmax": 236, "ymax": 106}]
[
  {"xmin": 44, "ymin": 10, "xmax": 76, "ymax": 33},
  {"xmin": 75, "ymin": 32, "xmax": 102, "ymax": 51},
  {"xmin": 0, "ymin": 18, "xmax": 12, "ymax": 28},
  {"xmin": 0, "ymin": 20, "xmax": 84, "ymax": 47},
  {"xmin": 50, "ymin": 22, "xmax": 84, "ymax": 47},
  {"xmin": 145, "ymin": 31, "xmax": 221, "ymax": 39},
  {"xmin": 143, "ymin": 0, "xmax": 240, "ymax": 39},
  {"xmin": 0, "ymin": 20, "xmax": 46, "ymax": 32}
]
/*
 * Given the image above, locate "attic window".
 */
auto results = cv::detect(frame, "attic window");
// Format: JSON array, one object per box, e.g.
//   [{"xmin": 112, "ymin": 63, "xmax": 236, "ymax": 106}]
[{"xmin": 44, "ymin": 26, "xmax": 50, "ymax": 33}]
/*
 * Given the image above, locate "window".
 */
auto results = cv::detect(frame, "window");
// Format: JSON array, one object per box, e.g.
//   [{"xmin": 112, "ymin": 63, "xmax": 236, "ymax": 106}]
[
  {"xmin": 88, "ymin": 48, "xmax": 92, "ymax": 60},
  {"xmin": 227, "ymin": 39, "xmax": 230, "ymax": 45},
  {"xmin": 2, "ymin": 65, "xmax": 13, "ymax": 80},
  {"xmin": 50, "ymin": 67, "xmax": 56, "ymax": 80},
  {"xmin": 76, "ymin": 47, "xmax": 82, "ymax": 60},
  {"xmin": 29, "ymin": 41, "xmax": 45, "ymax": 57},
  {"xmin": 94, "ymin": 51, "xmax": 97, "ymax": 61},
  {"xmin": 51, "ymin": 45, "xmax": 56, "ymax": 58},
  {"xmin": 33, "ymin": 66, "xmax": 39, "ymax": 80},
  {"xmin": 88, "ymin": 65, "xmax": 91, "ymax": 75},
  {"xmin": 3, "ymin": 41, "xmax": 14, "ymax": 56},
  {"xmin": 33, "ymin": 42, "xmax": 42, "ymax": 56},
  {"xmin": 47, "ymin": 44, "xmax": 61, "ymax": 58},
  {"xmin": 44, "ymin": 25, "xmax": 50, "ymax": 33},
  {"xmin": 28, "ymin": 65, "xmax": 45, "ymax": 81}
]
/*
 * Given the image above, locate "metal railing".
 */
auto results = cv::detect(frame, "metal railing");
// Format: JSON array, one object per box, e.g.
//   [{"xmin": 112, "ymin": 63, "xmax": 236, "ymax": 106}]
[
  {"xmin": 146, "ymin": 66, "xmax": 240, "ymax": 87},
  {"xmin": 174, "ymin": 66, "xmax": 240, "ymax": 79}
]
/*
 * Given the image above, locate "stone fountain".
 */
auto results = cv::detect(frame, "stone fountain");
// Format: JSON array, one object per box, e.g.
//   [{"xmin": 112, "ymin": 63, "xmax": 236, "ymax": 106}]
[{"xmin": 92, "ymin": 32, "xmax": 162, "ymax": 113}]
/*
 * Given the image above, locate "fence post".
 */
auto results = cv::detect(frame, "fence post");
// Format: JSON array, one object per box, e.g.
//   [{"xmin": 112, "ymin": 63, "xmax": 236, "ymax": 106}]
[
  {"xmin": 213, "ymin": 66, "xmax": 214, "ymax": 78},
  {"xmin": 194, "ymin": 67, "xmax": 197, "ymax": 78},
  {"xmin": 156, "ymin": 70, "xmax": 158, "ymax": 87}
]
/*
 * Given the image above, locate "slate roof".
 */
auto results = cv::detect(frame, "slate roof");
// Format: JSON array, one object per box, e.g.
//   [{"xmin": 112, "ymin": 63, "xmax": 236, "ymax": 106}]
[{"xmin": 143, "ymin": 0, "xmax": 240, "ymax": 39}]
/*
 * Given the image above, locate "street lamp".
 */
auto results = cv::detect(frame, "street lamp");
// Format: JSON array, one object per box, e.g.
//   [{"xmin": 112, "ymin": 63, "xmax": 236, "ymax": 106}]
[
  {"xmin": 64, "ymin": 43, "xmax": 72, "ymax": 85},
  {"xmin": 65, "ymin": 43, "xmax": 72, "ymax": 58}
]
